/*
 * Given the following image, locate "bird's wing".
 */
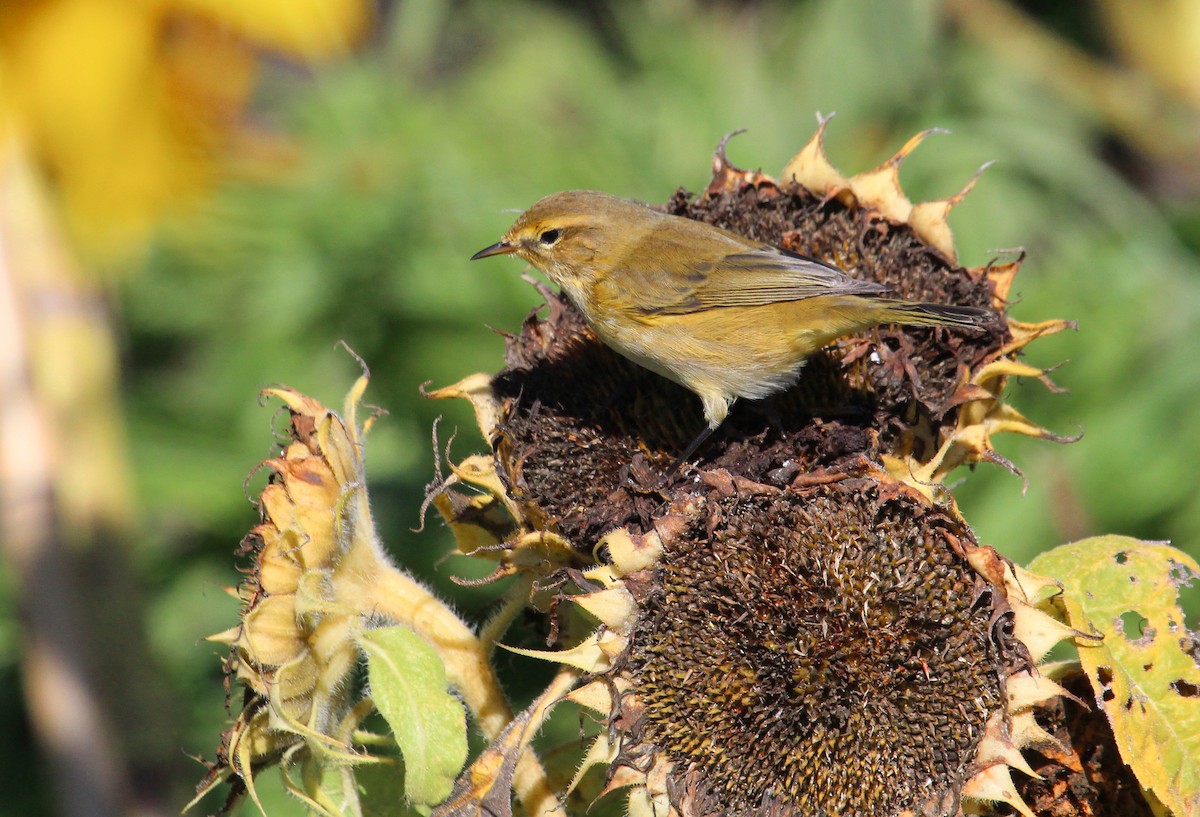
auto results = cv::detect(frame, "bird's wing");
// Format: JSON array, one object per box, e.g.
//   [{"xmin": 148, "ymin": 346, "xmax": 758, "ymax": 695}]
[{"xmin": 616, "ymin": 247, "xmax": 890, "ymax": 317}]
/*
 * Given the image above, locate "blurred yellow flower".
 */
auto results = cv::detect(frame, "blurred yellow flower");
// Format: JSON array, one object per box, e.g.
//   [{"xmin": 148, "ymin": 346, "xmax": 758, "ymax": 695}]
[
  {"xmin": 0, "ymin": 0, "xmax": 372, "ymax": 260},
  {"xmin": 1098, "ymin": 0, "xmax": 1200, "ymax": 108}
]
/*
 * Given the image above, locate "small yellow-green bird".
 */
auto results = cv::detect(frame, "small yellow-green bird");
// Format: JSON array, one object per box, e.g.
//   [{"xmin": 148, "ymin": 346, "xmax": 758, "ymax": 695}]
[{"xmin": 472, "ymin": 190, "xmax": 992, "ymax": 464}]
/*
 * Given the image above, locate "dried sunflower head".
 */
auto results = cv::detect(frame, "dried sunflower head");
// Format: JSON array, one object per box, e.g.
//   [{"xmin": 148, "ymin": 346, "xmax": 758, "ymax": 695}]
[
  {"xmin": 622, "ymin": 478, "xmax": 1001, "ymax": 816},
  {"xmin": 194, "ymin": 373, "xmax": 489, "ymax": 817},
  {"xmin": 430, "ymin": 121, "xmax": 1080, "ymax": 817},
  {"xmin": 193, "ymin": 378, "xmax": 387, "ymax": 812},
  {"xmin": 557, "ymin": 471, "xmax": 1074, "ymax": 817}
]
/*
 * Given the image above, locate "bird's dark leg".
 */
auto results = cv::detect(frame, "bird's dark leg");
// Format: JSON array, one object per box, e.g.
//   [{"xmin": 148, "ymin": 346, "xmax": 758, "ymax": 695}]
[
  {"xmin": 651, "ymin": 421, "xmax": 720, "ymax": 490},
  {"xmin": 630, "ymin": 394, "xmax": 732, "ymax": 492}
]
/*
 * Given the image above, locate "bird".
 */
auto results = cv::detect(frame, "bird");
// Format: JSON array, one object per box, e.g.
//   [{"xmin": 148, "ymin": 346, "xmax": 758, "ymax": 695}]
[{"xmin": 472, "ymin": 190, "xmax": 992, "ymax": 469}]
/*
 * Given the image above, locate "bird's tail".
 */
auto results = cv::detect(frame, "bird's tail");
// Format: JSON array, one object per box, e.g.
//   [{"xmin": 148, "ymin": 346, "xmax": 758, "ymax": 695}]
[{"xmin": 876, "ymin": 300, "xmax": 995, "ymax": 332}]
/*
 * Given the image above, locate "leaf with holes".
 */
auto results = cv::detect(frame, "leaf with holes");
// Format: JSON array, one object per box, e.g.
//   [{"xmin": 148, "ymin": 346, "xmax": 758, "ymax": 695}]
[
  {"xmin": 1030, "ymin": 536, "xmax": 1200, "ymax": 817},
  {"xmin": 360, "ymin": 625, "xmax": 469, "ymax": 810}
]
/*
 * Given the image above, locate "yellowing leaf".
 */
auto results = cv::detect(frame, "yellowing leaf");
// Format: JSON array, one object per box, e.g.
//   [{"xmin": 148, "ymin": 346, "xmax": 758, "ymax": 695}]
[
  {"xmin": 359, "ymin": 625, "xmax": 468, "ymax": 810},
  {"xmin": 1030, "ymin": 536, "xmax": 1200, "ymax": 816}
]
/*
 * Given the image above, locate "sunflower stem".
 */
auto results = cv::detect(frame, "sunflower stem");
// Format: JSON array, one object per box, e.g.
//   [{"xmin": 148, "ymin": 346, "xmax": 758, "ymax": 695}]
[{"xmin": 360, "ymin": 556, "xmax": 567, "ymax": 817}]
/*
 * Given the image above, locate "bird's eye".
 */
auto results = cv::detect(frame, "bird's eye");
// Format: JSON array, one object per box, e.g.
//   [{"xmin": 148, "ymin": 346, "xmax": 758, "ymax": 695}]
[{"xmin": 538, "ymin": 229, "xmax": 560, "ymax": 245}]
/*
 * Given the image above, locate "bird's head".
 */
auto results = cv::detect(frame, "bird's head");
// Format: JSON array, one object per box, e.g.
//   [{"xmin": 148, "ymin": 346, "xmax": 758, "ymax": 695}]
[{"xmin": 471, "ymin": 190, "xmax": 656, "ymax": 288}]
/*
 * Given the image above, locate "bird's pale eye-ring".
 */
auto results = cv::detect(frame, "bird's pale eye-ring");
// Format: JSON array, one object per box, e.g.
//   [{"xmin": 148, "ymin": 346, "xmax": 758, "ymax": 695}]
[{"xmin": 538, "ymin": 229, "xmax": 560, "ymax": 246}]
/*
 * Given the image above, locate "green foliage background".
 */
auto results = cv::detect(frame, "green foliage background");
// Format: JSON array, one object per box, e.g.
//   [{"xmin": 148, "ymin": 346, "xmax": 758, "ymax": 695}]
[{"xmin": 5, "ymin": 1, "xmax": 1200, "ymax": 814}]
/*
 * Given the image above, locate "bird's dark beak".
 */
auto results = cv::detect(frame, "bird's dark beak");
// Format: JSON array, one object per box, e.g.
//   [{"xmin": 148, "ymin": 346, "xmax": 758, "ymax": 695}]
[{"xmin": 470, "ymin": 241, "xmax": 516, "ymax": 260}]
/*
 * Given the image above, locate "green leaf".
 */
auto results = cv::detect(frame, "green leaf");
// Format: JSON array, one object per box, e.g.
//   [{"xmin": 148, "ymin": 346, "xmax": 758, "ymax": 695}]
[
  {"xmin": 429, "ymin": 700, "xmax": 535, "ymax": 817},
  {"xmin": 314, "ymin": 760, "xmax": 427, "ymax": 817},
  {"xmin": 355, "ymin": 763, "xmax": 426, "ymax": 817},
  {"xmin": 359, "ymin": 625, "xmax": 468, "ymax": 809},
  {"xmin": 1030, "ymin": 536, "xmax": 1200, "ymax": 816}
]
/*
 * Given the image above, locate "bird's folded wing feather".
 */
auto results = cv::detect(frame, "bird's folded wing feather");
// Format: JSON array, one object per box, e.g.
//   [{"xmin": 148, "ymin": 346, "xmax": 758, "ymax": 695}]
[{"xmin": 606, "ymin": 248, "xmax": 890, "ymax": 316}]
